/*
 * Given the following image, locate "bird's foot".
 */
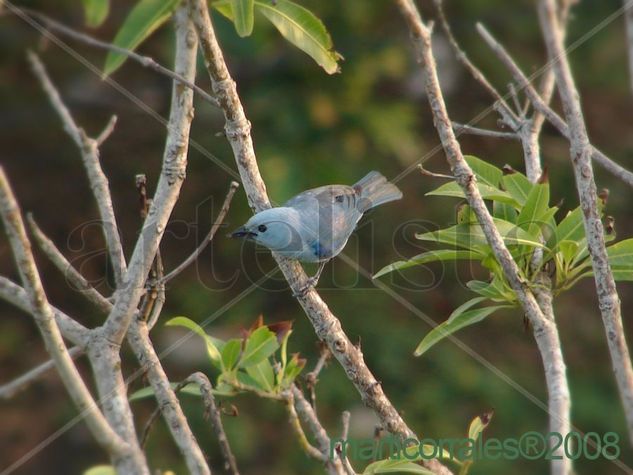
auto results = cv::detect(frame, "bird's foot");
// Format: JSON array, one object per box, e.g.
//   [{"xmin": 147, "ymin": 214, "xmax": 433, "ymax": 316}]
[{"xmin": 292, "ymin": 276, "xmax": 318, "ymax": 298}]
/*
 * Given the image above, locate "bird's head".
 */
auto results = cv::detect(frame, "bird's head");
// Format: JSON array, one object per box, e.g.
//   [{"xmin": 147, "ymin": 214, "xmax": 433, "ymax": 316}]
[{"xmin": 231, "ymin": 207, "xmax": 303, "ymax": 253}]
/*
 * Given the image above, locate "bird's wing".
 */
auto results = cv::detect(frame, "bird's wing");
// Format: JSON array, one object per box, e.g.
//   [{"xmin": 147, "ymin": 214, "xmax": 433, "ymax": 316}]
[{"xmin": 284, "ymin": 184, "xmax": 357, "ymax": 210}]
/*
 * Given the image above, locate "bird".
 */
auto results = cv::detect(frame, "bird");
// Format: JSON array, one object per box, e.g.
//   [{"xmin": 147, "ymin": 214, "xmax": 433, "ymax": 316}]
[{"xmin": 231, "ymin": 171, "xmax": 403, "ymax": 295}]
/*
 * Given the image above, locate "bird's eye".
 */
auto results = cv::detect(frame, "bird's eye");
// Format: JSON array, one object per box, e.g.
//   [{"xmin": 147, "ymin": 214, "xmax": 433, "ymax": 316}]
[{"xmin": 258, "ymin": 224, "xmax": 267, "ymax": 233}]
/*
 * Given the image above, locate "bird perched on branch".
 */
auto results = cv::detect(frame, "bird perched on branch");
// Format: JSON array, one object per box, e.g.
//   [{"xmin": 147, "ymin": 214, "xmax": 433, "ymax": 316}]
[{"xmin": 231, "ymin": 171, "xmax": 402, "ymax": 295}]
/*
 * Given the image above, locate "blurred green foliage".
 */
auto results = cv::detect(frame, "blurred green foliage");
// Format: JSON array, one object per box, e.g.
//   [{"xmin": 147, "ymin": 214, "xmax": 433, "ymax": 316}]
[{"xmin": 1, "ymin": 0, "xmax": 632, "ymax": 474}]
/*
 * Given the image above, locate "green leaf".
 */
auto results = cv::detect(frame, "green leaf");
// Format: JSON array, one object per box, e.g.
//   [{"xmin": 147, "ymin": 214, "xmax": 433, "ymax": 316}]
[
  {"xmin": 83, "ymin": 466, "xmax": 116, "ymax": 475},
  {"xmin": 516, "ymin": 182, "xmax": 550, "ymax": 235},
  {"xmin": 245, "ymin": 359, "xmax": 275, "ymax": 392},
  {"xmin": 373, "ymin": 250, "xmax": 481, "ymax": 279},
  {"xmin": 426, "ymin": 181, "xmax": 518, "ymax": 206},
  {"xmin": 231, "ymin": 0, "xmax": 255, "ymax": 36},
  {"xmin": 558, "ymin": 240, "xmax": 580, "ymax": 266},
  {"xmin": 212, "ymin": 0, "xmax": 234, "ymax": 19},
  {"xmin": 464, "ymin": 155, "xmax": 502, "ymax": 187},
  {"xmin": 468, "ymin": 411, "xmax": 493, "ymax": 442},
  {"xmin": 551, "ymin": 207, "xmax": 584, "ymax": 247},
  {"xmin": 165, "ymin": 316, "xmax": 224, "ymax": 368},
  {"xmin": 363, "ymin": 459, "xmax": 435, "ymax": 474},
  {"xmin": 281, "ymin": 353, "xmax": 306, "ymax": 387},
  {"xmin": 414, "ymin": 303, "xmax": 510, "ymax": 357},
  {"xmin": 415, "ymin": 218, "xmax": 543, "ymax": 251},
  {"xmin": 607, "ymin": 238, "xmax": 633, "ymax": 268},
  {"xmin": 81, "ymin": 0, "xmax": 110, "ymax": 28},
  {"xmin": 129, "ymin": 381, "xmax": 235, "ymax": 402},
  {"xmin": 222, "ymin": 339, "xmax": 242, "ymax": 371},
  {"xmin": 240, "ymin": 326, "xmax": 279, "ymax": 367},
  {"xmin": 466, "ymin": 280, "xmax": 508, "ymax": 301},
  {"xmin": 256, "ymin": 0, "xmax": 342, "ymax": 74},
  {"xmin": 493, "ymin": 201, "xmax": 517, "ymax": 223},
  {"xmin": 501, "ymin": 171, "xmax": 532, "ymax": 206},
  {"xmin": 104, "ymin": 0, "xmax": 182, "ymax": 76}
]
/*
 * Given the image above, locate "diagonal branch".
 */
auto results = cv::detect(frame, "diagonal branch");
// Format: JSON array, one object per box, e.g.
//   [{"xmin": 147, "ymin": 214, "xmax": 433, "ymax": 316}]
[
  {"xmin": 187, "ymin": 3, "xmax": 452, "ymax": 474},
  {"xmin": 0, "ymin": 276, "xmax": 89, "ymax": 346},
  {"xmin": 538, "ymin": 0, "xmax": 633, "ymax": 443},
  {"xmin": 0, "ymin": 345, "xmax": 83, "ymax": 400},
  {"xmin": 6, "ymin": 3, "xmax": 219, "ymax": 108},
  {"xmin": 476, "ymin": 23, "xmax": 633, "ymax": 189},
  {"xmin": 28, "ymin": 215, "xmax": 112, "ymax": 314},
  {"xmin": 0, "ymin": 167, "xmax": 127, "ymax": 456},
  {"xmin": 162, "ymin": 180, "xmax": 239, "ymax": 283},
  {"xmin": 27, "ymin": 51, "xmax": 127, "ymax": 287}
]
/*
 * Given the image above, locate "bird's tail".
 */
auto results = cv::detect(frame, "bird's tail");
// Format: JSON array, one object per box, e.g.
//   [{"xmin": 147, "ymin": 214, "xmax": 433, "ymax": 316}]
[{"xmin": 353, "ymin": 171, "xmax": 403, "ymax": 212}]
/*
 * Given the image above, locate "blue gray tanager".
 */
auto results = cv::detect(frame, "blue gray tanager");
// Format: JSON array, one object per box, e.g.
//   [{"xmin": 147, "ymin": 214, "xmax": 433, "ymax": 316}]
[{"xmin": 231, "ymin": 171, "xmax": 402, "ymax": 293}]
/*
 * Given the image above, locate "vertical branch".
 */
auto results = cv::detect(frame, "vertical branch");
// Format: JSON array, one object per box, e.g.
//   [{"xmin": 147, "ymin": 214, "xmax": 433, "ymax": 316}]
[
  {"xmin": 102, "ymin": 5, "xmax": 197, "ymax": 345},
  {"xmin": 188, "ymin": 3, "xmax": 452, "ymax": 473},
  {"xmin": 0, "ymin": 168, "xmax": 127, "ymax": 458},
  {"xmin": 538, "ymin": 0, "xmax": 633, "ymax": 442},
  {"xmin": 27, "ymin": 51, "xmax": 127, "ymax": 286}
]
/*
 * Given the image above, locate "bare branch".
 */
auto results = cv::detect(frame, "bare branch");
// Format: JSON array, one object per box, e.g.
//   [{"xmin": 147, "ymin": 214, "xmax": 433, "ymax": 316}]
[
  {"xmin": 130, "ymin": 325, "xmax": 212, "ymax": 474},
  {"xmin": 27, "ymin": 214, "xmax": 112, "ymax": 314},
  {"xmin": 183, "ymin": 372, "xmax": 239, "ymax": 475},
  {"xmin": 0, "ymin": 346, "xmax": 83, "ymax": 400},
  {"xmin": 287, "ymin": 385, "xmax": 346, "ymax": 474},
  {"xmin": 27, "ymin": 51, "xmax": 127, "ymax": 287},
  {"xmin": 452, "ymin": 122, "xmax": 519, "ymax": 140},
  {"xmin": 102, "ymin": 6, "xmax": 197, "ymax": 345},
  {"xmin": 7, "ymin": 3, "xmax": 219, "ymax": 108},
  {"xmin": 538, "ymin": 0, "xmax": 633, "ymax": 442},
  {"xmin": 476, "ymin": 23, "xmax": 633, "ymax": 189},
  {"xmin": 187, "ymin": 5, "xmax": 452, "ymax": 475},
  {"xmin": 285, "ymin": 389, "xmax": 328, "ymax": 463},
  {"xmin": 95, "ymin": 115, "xmax": 118, "ymax": 147},
  {"xmin": 0, "ymin": 167, "xmax": 127, "ymax": 456},
  {"xmin": 0, "ymin": 276, "xmax": 89, "ymax": 346},
  {"xmin": 162, "ymin": 180, "xmax": 240, "ymax": 283},
  {"xmin": 432, "ymin": 0, "xmax": 519, "ymax": 128}
]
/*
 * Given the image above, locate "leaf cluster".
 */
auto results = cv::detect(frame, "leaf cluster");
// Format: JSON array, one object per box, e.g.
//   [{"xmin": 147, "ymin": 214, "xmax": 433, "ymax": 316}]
[{"xmin": 375, "ymin": 156, "xmax": 632, "ymax": 356}]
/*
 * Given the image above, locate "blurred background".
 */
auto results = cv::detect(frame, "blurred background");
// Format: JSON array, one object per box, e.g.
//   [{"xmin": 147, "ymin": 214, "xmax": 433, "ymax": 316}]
[{"xmin": 1, "ymin": 0, "xmax": 633, "ymax": 473}]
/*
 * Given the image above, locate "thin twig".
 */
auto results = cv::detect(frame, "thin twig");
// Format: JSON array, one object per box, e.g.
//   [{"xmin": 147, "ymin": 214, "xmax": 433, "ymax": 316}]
[
  {"xmin": 476, "ymin": 23, "xmax": 633, "ymax": 189},
  {"xmin": 432, "ymin": 0, "xmax": 519, "ymax": 128},
  {"xmin": 0, "ymin": 346, "xmax": 83, "ymax": 400},
  {"xmin": 289, "ymin": 385, "xmax": 347, "ymax": 474},
  {"xmin": 27, "ymin": 214, "xmax": 112, "ymax": 314},
  {"xmin": 6, "ymin": 3, "xmax": 220, "ymax": 108},
  {"xmin": 452, "ymin": 122, "xmax": 519, "ymax": 140},
  {"xmin": 27, "ymin": 51, "xmax": 127, "ymax": 287},
  {"xmin": 538, "ymin": 0, "xmax": 633, "ymax": 442},
  {"xmin": 188, "ymin": 5, "xmax": 447, "ymax": 474},
  {"xmin": 183, "ymin": 373, "xmax": 239, "ymax": 475},
  {"xmin": 95, "ymin": 115, "xmax": 118, "ymax": 147},
  {"xmin": 0, "ymin": 167, "xmax": 127, "ymax": 456},
  {"xmin": 285, "ymin": 390, "xmax": 328, "ymax": 462},
  {"xmin": 162, "ymin": 180, "xmax": 240, "ymax": 283},
  {"xmin": 305, "ymin": 342, "xmax": 331, "ymax": 413},
  {"xmin": 0, "ymin": 276, "xmax": 89, "ymax": 346}
]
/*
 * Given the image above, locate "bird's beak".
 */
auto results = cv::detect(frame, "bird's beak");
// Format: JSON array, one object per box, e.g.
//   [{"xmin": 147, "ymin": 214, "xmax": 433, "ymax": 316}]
[{"xmin": 230, "ymin": 226, "xmax": 257, "ymax": 239}]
